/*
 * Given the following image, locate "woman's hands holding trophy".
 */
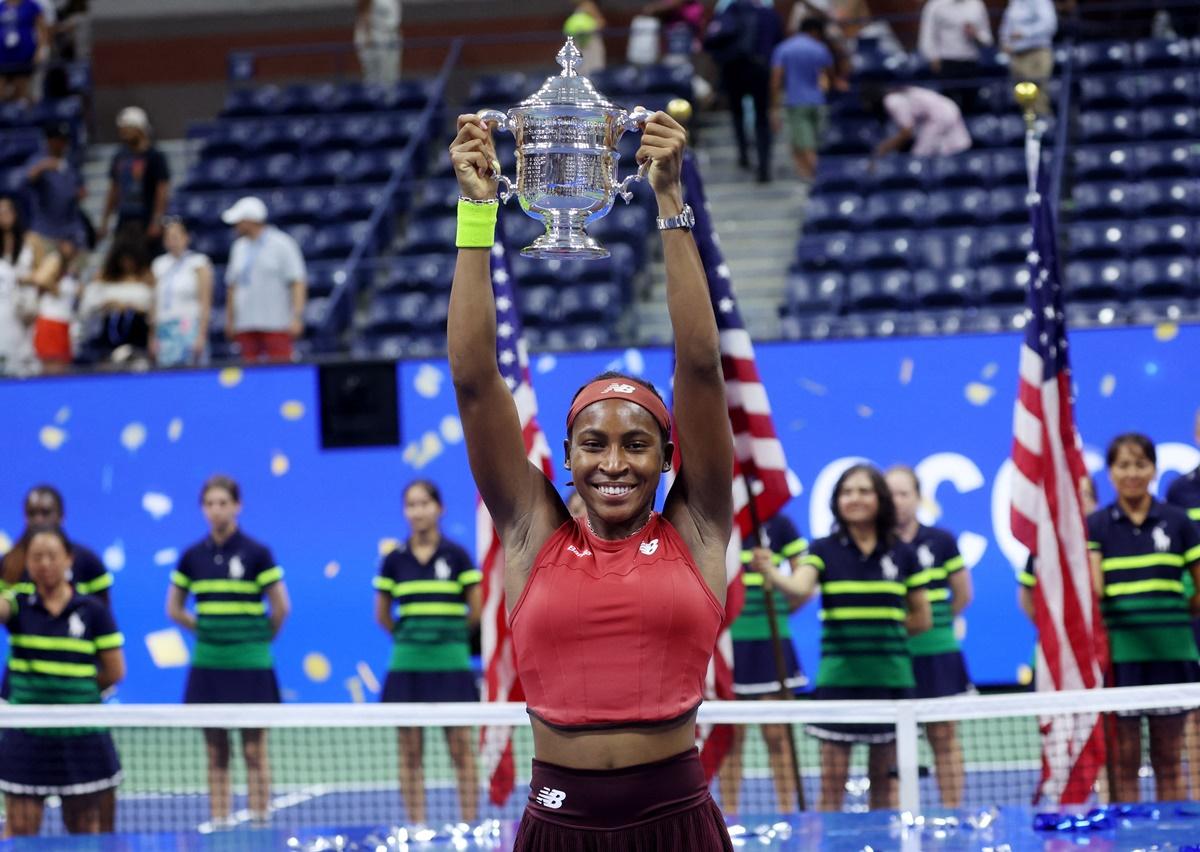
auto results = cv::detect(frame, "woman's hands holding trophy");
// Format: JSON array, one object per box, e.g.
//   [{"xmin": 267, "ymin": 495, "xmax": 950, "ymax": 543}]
[
  {"xmin": 450, "ymin": 114, "xmax": 501, "ymax": 203},
  {"xmin": 632, "ymin": 107, "xmax": 688, "ymax": 209}
]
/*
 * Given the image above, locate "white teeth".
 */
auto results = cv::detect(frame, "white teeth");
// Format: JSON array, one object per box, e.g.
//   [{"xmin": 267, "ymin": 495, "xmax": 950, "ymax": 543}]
[{"xmin": 597, "ymin": 485, "xmax": 632, "ymax": 496}]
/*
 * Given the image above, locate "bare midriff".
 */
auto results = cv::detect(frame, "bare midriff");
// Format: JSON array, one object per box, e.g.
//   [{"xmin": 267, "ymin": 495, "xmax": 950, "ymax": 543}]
[{"xmin": 529, "ymin": 711, "xmax": 698, "ymax": 770}]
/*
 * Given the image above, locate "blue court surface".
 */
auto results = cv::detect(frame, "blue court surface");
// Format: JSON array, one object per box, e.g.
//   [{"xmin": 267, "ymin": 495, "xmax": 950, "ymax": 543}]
[{"xmin": 5, "ymin": 805, "xmax": 1200, "ymax": 851}]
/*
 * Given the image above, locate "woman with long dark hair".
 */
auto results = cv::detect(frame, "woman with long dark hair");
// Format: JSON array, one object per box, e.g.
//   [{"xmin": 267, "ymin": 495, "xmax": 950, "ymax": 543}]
[{"xmin": 80, "ymin": 229, "xmax": 154, "ymax": 363}]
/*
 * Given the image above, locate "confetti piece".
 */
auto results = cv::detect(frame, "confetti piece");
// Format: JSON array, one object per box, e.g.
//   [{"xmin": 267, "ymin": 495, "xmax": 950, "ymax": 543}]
[
  {"xmin": 402, "ymin": 431, "xmax": 444, "ymax": 469},
  {"xmin": 953, "ymin": 615, "xmax": 967, "ymax": 643},
  {"xmin": 1154, "ymin": 322, "xmax": 1178, "ymax": 342},
  {"xmin": 798, "ymin": 378, "xmax": 827, "ymax": 396},
  {"xmin": 167, "ymin": 418, "xmax": 184, "ymax": 442},
  {"xmin": 54, "ymin": 406, "xmax": 70, "ymax": 424},
  {"xmin": 323, "ymin": 561, "xmax": 340, "ymax": 579},
  {"xmin": 856, "ymin": 404, "xmax": 873, "ymax": 418},
  {"xmin": 303, "ymin": 653, "xmax": 332, "ymax": 683},
  {"xmin": 145, "ymin": 629, "xmax": 190, "ymax": 668},
  {"xmin": 378, "ymin": 538, "xmax": 401, "ymax": 557},
  {"xmin": 898, "ymin": 358, "xmax": 914, "ymax": 385},
  {"xmin": 103, "ymin": 540, "xmax": 125, "ymax": 572},
  {"xmin": 0, "ymin": 530, "xmax": 10, "ymax": 555},
  {"xmin": 981, "ymin": 362, "xmax": 999, "ymax": 380},
  {"xmin": 1016, "ymin": 664, "xmax": 1033, "ymax": 687},
  {"xmin": 788, "ymin": 418, "xmax": 806, "ymax": 431},
  {"xmin": 142, "ymin": 493, "xmax": 173, "ymax": 520},
  {"xmin": 1100, "ymin": 374, "xmax": 1116, "ymax": 397},
  {"xmin": 965, "ymin": 382, "xmax": 995, "ymax": 405},
  {"xmin": 218, "ymin": 367, "xmax": 242, "ymax": 387},
  {"xmin": 345, "ymin": 676, "xmax": 365, "ymax": 703},
  {"xmin": 154, "ymin": 548, "xmax": 179, "ymax": 567},
  {"xmin": 440, "ymin": 415, "xmax": 463, "ymax": 444},
  {"xmin": 39, "ymin": 425, "xmax": 67, "ymax": 450},
  {"xmin": 414, "ymin": 364, "xmax": 443, "ymax": 399},
  {"xmin": 280, "ymin": 400, "xmax": 305, "ymax": 421},
  {"xmin": 957, "ymin": 532, "xmax": 988, "ymax": 569},
  {"xmin": 356, "ymin": 662, "xmax": 381, "ymax": 694},
  {"xmin": 270, "ymin": 452, "xmax": 290, "ymax": 476},
  {"xmin": 120, "ymin": 422, "xmax": 147, "ymax": 452},
  {"xmin": 623, "ymin": 348, "xmax": 645, "ymax": 376},
  {"xmin": 535, "ymin": 355, "xmax": 557, "ymax": 374},
  {"xmin": 785, "ymin": 469, "xmax": 804, "ymax": 498}
]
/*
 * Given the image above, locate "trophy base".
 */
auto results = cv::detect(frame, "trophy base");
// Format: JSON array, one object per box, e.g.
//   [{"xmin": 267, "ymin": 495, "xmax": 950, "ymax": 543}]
[{"xmin": 521, "ymin": 231, "xmax": 611, "ymax": 261}]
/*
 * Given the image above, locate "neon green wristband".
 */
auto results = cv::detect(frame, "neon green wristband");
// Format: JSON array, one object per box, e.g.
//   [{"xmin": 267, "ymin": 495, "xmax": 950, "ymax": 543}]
[{"xmin": 456, "ymin": 198, "xmax": 499, "ymax": 249}]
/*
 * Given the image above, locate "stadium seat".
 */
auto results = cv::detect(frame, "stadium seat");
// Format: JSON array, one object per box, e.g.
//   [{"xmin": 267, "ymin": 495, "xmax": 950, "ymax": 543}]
[
  {"xmin": 379, "ymin": 254, "xmax": 455, "ymax": 294},
  {"xmin": 786, "ymin": 271, "xmax": 843, "ymax": 314},
  {"xmin": 1126, "ymin": 297, "xmax": 1197, "ymax": 325},
  {"xmin": 501, "ymin": 214, "xmax": 546, "ymax": 253},
  {"xmin": 863, "ymin": 191, "xmax": 926, "ymax": 230},
  {"xmin": 309, "ymin": 222, "xmax": 371, "ymax": 260},
  {"xmin": 979, "ymin": 225, "xmax": 1032, "ymax": 266},
  {"xmin": 1129, "ymin": 256, "xmax": 1196, "ymax": 298},
  {"xmin": 1078, "ymin": 76, "xmax": 1141, "ymax": 111},
  {"xmin": 795, "ymin": 233, "xmax": 852, "ymax": 271},
  {"xmin": 930, "ymin": 151, "xmax": 990, "ymax": 189},
  {"xmin": 468, "ymin": 72, "xmax": 529, "ymax": 107},
  {"xmin": 813, "ymin": 157, "xmax": 863, "ymax": 193},
  {"xmin": 915, "ymin": 229, "xmax": 978, "ymax": 270},
  {"xmin": 1139, "ymin": 72, "xmax": 1194, "ymax": 107},
  {"xmin": 929, "ymin": 188, "xmax": 990, "ymax": 227},
  {"xmin": 589, "ymin": 65, "xmax": 642, "ymax": 97},
  {"xmin": 559, "ymin": 283, "xmax": 622, "ymax": 323},
  {"xmin": 1140, "ymin": 178, "xmax": 1194, "ymax": 216},
  {"xmin": 401, "ymin": 216, "xmax": 458, "ymax": 254},
  {"xmin": 1065, "ymin": 300, "xmax": 1124, "ymax": 328},
  {"xmin": 1140, "ymin": 107, "xmax": 1196, "ymax": 140},
  {"xmin": 639, "ymin": 64, "xmax": 692, "ymax": 98},
  {"xmin": 1130, "ymin": 218, "xmax": 1193, "ymax": 256},
  {"xmin": 1134, "ymin": 37, "xmax": 1191, "ymax": 69},
  {"xmin": 990, "ymin": 150, "xmax": 1029, "ymax": 187},
  {"xmin": 854, "ymin": 232, "xmax": 913, "ymax": 270},
  {"xmin": 978, "ymin": 264, "xmax": 1031, "ymax": 304},
  {"xmin": 871, "ymin": 157, "xmax": 929, "ymax": 191},
  {"xmin": 415, "ymin": 178, "xmax": 461, "ymax": 215},
  {"xmin": 1064, "ymin": 259, "xmax": 1129, "ymax": 301},
  {"xmin": 1068, "ymin": 221, "xmax": 1127, "ymax": 260},
  {"xmin": 989, "ymin": 188, "xmax": 1029, "ymax": 225},
  {"xmin": 966, "ymin": 114, "xmax": 1024, "ymax": 148},
  {"xmin": 183, "ymin": 157, "xmax": 247, "ymax": 191},
  {"xmin": 1071, "ymin": 182, "xmax": 1135, "ymax": 220},
  {"xmin": 820, "ymin": 120, "xmax": 878, "ymax": 155},
  {"xmin": 517, "ymin": 285, "xmax": 560, "ymax": 326},
  {"xmin": 913, "ymin": 268, "xmax": 976, "ymax": 307},
  {"xmin": 1077, "ymin": 111, "xmax": 1139, "ymax": 145},
  {"xmin": 1135, "ymin": 143, "xmax": 1195, "ymax": 178},
  {"xmin": 190, "ymin": 230, "xmax": 233, "ymax": 264},
  {"xmin": 1072, "ymin": 147, "xmax": 1135, "ymax": 183},
  {"xmin": 1074, "ymin": 41, "xmax": 1134, "ymax": 74},
  {"xmin": 803, "ymin": 193, "xmax": 864, "ymax": 233}
]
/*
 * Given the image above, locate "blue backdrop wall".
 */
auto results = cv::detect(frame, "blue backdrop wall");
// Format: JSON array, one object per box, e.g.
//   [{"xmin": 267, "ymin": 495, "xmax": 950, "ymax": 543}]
[{"xmin": 0, "ymin": 324, "xmax": 1196, "ymax": 702}]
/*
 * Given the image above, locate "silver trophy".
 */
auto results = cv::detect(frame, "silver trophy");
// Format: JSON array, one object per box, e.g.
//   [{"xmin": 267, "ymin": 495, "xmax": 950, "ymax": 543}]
[{"xmin": 478, "ymin": 38, "xmax": 653, "ymax": 260}]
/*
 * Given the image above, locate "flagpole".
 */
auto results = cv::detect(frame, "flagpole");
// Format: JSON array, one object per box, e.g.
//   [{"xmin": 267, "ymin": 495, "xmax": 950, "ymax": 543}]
[{"xmin": 742, "ymin": 470, "xmax": 807, "ymax": 813}]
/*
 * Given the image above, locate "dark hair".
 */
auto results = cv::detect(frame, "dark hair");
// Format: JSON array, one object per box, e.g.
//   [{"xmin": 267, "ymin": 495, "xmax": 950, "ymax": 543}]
[
  {"xmin": 25, "ymin": 484, "xmax": 65, "ymax": 516},
  {"xmin": 102, "ymin": 230, "xmax": 150, "ymax": 281},
  {"xmin": 200, "ymin": 474, "xmax": 241, "ymax": 504},
  {"xmin": 161, "ymin": 215, "xmax": 189, "ymax": 233},
  {"xmin": 0, "ymin": 196, "xmax": 25, "ymax": 265},
  {"xmin": 568, "ymin": 371, "xmax": 671, "ymax": 447},
  {"xmin": 800, "ymin": 17, "xmax": 825, "ymax": 35},
  {"xmin": 403, "ymin": 479, "xmax": 443, "ymax": 508},
  {"xmin": 885, "ymin": 464, "xmax": 920, "ymax": 497},
  {"xmin": 830, "ymin": 463, "xmax": 897, "ymax": 545},
  {"xmin": 25, "ymin": 524, "xmax": 73, "ymax": 557},
  {"xmin": 1106, "ymin": 432, "xmax": 1156, "ymax": 467}
]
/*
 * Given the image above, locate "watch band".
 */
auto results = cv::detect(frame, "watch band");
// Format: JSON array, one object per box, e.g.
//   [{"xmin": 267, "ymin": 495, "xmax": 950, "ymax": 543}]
[{"xmin": 656, "ymin": 203, "xmax": 695, "ymax": 231}]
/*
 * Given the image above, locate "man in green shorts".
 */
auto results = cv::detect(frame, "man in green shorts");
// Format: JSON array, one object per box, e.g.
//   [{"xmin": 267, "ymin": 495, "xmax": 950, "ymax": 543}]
[{"xmin": 771, "ymin": 17, "xmax": 836, "ymax": 183}]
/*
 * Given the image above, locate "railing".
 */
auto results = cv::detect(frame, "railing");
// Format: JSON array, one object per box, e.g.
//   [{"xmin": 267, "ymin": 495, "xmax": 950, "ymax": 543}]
[{"xmin": 315, "ymin": 38, "xmax": 461, "ymax": 343}]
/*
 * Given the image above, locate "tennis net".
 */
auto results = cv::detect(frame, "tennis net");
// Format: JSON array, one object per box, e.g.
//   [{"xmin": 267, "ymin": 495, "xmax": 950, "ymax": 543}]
[{"xmin": 3, "ymin": 683, "xmax": 1199, "ymax": 837}]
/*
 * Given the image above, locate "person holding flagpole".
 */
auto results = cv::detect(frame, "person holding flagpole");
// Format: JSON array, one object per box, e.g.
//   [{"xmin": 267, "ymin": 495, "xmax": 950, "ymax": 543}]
[{"xmin": 448, "ymin": 107, "xmax": 736, "ymax": 848}]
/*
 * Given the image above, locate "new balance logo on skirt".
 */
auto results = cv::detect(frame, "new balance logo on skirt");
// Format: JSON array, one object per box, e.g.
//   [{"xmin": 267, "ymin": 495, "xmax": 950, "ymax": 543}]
[{"xmin": 535, "ymin": 787, "xmax": 566, "ymax": 809}]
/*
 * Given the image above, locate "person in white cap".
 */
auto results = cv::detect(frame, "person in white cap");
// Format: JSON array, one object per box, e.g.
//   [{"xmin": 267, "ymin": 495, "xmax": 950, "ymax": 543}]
[
  {"xmin": 222, "ymin": 197, "xmax": 307, "ymax": 363},
  {"xmin": 99, "ymin": 106, "xmax": 170, "ymax": 252}
]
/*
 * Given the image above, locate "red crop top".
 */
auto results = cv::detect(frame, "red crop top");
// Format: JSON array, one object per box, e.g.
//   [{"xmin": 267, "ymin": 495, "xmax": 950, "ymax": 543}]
[{"xmin": 509, "ymin": 513, "xmax": 724, "ymax": 731}]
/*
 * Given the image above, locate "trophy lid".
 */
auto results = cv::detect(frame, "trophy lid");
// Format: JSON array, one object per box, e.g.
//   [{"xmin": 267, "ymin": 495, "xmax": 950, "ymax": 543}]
[{"xmin": 516, "ymin": 38, "xmax": 620, "ymax": 112}]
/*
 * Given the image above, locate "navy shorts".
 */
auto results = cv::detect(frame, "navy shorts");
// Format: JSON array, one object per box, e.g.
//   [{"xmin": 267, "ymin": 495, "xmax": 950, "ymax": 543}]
[
  {"xmin": 184, "ymin": 668, "xmax": 281, "ymax": 704},
  {"xmin": 382, "ymin": 670, "xmax": 478, "ymax": 703},
  {"xmin": 0, "ymin": 729, "xmax": 122, "ymax": 797},
  {"xmin": 806, "ymin": 686, "xmax": 914, "ymax": 744},
  {"xmin": 1110, "ymin": 659, "xmax": 1200, "ymax": 717},
  {"xmin": 732, "ymin": 638, "xmax": 807, "ymax": 696},
  {"xmin": 912, "ymin": 651, "xmax": 971, "ymax": 699}
]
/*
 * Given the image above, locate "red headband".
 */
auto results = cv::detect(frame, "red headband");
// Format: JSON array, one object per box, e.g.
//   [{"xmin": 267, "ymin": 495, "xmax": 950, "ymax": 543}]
[{"xmin": 566, "ymin": 379, "xmax": 672, "ymax": 436}]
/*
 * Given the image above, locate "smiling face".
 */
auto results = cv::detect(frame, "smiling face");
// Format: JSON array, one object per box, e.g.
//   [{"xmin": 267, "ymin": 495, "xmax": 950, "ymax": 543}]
[
  {"xmin": 27, "ymin": 531, "xmax": 71, "ymax": 593},
  {"xmin": 565, "ymin": 399, "xmax": 672, "ymax": 535},
  {"xmin": 836, "ymin": 470, "xmax": 881, "ymax": 528},
  {"xmin": 1108, "ymin": 442, "xmax": 1155, "ymax": 504}
]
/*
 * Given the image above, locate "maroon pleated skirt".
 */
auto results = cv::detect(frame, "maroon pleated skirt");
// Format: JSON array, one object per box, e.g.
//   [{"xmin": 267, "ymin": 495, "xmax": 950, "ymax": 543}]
[{"xmin": 512, "ymin": 747, "xmax": 733, "ymax": 851}]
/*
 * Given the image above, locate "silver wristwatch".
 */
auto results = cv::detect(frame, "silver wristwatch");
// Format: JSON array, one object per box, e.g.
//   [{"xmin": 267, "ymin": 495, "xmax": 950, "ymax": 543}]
[{"xmin": 656, "ymin": 204, "xmax": 695, "ymax": 231}]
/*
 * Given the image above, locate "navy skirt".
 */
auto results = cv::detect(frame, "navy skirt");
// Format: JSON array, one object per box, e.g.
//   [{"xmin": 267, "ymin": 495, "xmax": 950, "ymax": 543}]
[
  {"xmin": 382, "ymin": 670, "xmax": 478, "ymax": 703},
  {"xmin": 1110, "ymin": 659, "xmax": 1200, "ymax": 717},
  {"xmin": 732, "ymin": 638, "xmax": 807, "ymax": 696},
  {"xmin": 513, "ymin": 747, "xmax": 733, "ymax": 851},
  {"xmin": 0, "ymin": 729, "xmax": 122, "ymax": 797},
  {"xmin": 185, "ymin": 667, "xmax": 281, "ymax": 704},
  {"xmin": 806, "ymin": 686, "xmax": 914, "ymax": 744},
  {"xmin": 912, "ymin": 651, "xmax": 971, "ymax": 699}
]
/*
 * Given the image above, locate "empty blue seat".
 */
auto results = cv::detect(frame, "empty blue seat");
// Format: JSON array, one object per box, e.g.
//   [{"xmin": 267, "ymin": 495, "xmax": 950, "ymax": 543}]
[
  {"xmin": 978, "ymin": 264, "xmax": 1030, "ymax": 304},
  {"xmin": 590, "ymin": 65, "xmax": 642, "ymax": 97},
  {"xmin": 184, "ymin": 157, "xmax": 247, "ymax": 191},
  {"xmin": 1136, "ymin": 142, "xmax": 1195, "ymax": 178},
  {"xmin": 588, "ymin": 204, "xmax": 651, "ymax": 246},
  {"xmin": 309, "ymin": 222, "xmax": 370, "ymax": 260},
  {"xmin": 929, "ymin": 188, "xmax": 990, "ymax": 227},
  {"xmin": 1126, "ymin": 298, "xmax": 1198, "ymax": 326},
  {"xmin": 190, "ymin": 230, "xmax": 233, "ymax": 264},
  {"xmin": 1140, "ymin": 107, "xmax": 1196, "ymax": 140},
  {"xmin": 469, "ymin": 72, "xmax": 529, "ymax": 107},
  {"xmin": 1130, "ymin": 218, "xmax": 1192, "ymax": 255},
  {"xmin": 402, "ymin": 216, "xmax": 458, "ymax": 254},
  {"xmin": 1065, "ymin": 259, "xmax": 1129, "ymax": 301},
  {"xmin": 380, "ymin": 254, "xmax": 455, "ymax": 294},
  {"xmin": 990, "ymin": 149, "xmax": 1029, "ymax": 187},
  {"xmin": 1071, "ymin": 182, "xmax": 1136, "ymax": 220},
  {"xmin": 261, "ymin": 152, "xmax": 305, "ymax": 187},
  {"xmin": 915, "ymin": 229, "xmax": 978, "ymax": 270},
  {"xmin": 1140, "ymin": 178, "xmax": 1194, "ymax": 216},
  {"xmin": 913, "ymin": 268, "xmax": 976, "ymax": 307},
  {"xmin": 416, "ymin": 178, "xmax": 461, "ymax": 214},
  {"xmin": 871, "ymin": 157, "xmax": 929, "ymax": 191},
  {"xmin": 278, "ymin": 84, "xmax": 319, "ymax": 115},
  {"xmin": 1074, "ymin": 41, "xmax": 1133, "ymax": 74},
  {"xmin": 864, "ymin": 190, "xmax": 926, "ymax": 230},
  {"xmin": 1139, "ymin": 72, "xmax": 1194, "ymax": 107},
  {"xmin": 813, "ymin": 158, "xmax": 863, "ymax": 193},
  {"xmin": 1134, "ymin": 37, "xmax": 1191, "ymax": 69},
  {"xmin": 1078, "ymin": 76, "xmax": 1140, "ymax": 111},
  {"xmin": 821, "ymin": 120, "xmax": 878, "ymax": 155},
  {"xmin": 560, "ymin": 283, "xmax": 623, "ymax": 323},
  {"xmin": 1078, "ymin": 111, "xmax": 1139, "ymax": 145},
  {"xmin": 1065, "ymin": 301, "xmax": 1124, "ymax": 328},
  {"xmin": 640, "ymin": 64, "xmax": 692, "ymax": 98},
  {"xmin": 517, "ymin": 285, "xmax": 560, "ymax": 326},
  {"xmin": 1068, "ymin": 221, "xmax": 1127, "ymax": 260},
  {"xmin": 979, "ymin": 225, "xmax": 1032, "ymax": 266},
  {"xmin": 854, "ymin": 232, "xmax": 913, "ymax": 269},
  {"xmin": 1129, "ymin": 256, "xmax": 1196, "ymax": 297},
  {"xmin": 803, "ymin": 194, "xmax": 864, "ymax": 232},
  {"xmin": 795, "ymin": 233, "xmax": 852, "ymax": 271},
  {"xmin": 380, "ymin": 80, "xmax": 431, "ymax": 111},
  {"xmin": 786, "ymin": 271, "xmax": 843, "ymax": 314},
  {"xmin": 306, "ymin": 264, "xmax": 347, "ymax": 298},
  {"xmin": 965, "ymin": 114, "xmax": 1023, "ymax": 149},
  {"xmin": 930, "ymin": 151, "xmax": 990, "ymax": 189},
  {"xmin": 1073, "ymin": 146, "xmax": 1135, "ymax": 183}
]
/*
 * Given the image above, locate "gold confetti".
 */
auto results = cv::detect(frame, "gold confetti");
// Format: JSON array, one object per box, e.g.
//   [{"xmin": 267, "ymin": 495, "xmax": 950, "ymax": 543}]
[
  {"xmin": 1016, "ymin": 664, "xmax": 1033, "ymax": 687},
  {"xmin": 345, "ymin": 676, "xmax": 365, "ymax": 703},
  {"xmin": 799, "ymin": 378, "xmax": 827, "ymax": 396},
  {"xmin": 54, "ymin": 406, "xmax": 70, "ymax": 424},
  {"xmin": 1100, "ymin": 374, "xmax": 1117, "ymax": 397},
  {"xmin": 898, "ymin": 358, "xmax": 914, "ymax": 385},
  {"xmin": 378, "ymin": 538, "xmax": 401, "ymax": 556},
  {"xmin": 218, "ymin": 367, "xmax": 243, "ymax": 388},
  {"xmin": 121, "ymin": 422, "xmax": 147, "ymax": 452},
  {"xmin": 280, "ymin": 400, "xmax": 305, "ymax": 421},
  {"xmin": 167, "ymin": 418, "xmax": 184, "ymax": 442},
  {"xmin": 303, "ymin": 653, "xmax": 332, "ymax": 683},
  {"xmin": 145, "ymin": 629, "xmax": 190, "ymax": 668},
  {"xmin": 39, "ymin": 425, "xmax": 67, "ymax": 450},
  {"xmin": 981, "ymin": 362, "xmax": 999, "ymax": 380},
  {"xmin": 1154, "ymin": 322, "xmax": 1179, "ymax": 342},
  {"xmin": 356, "ymin": 662, "xmax": 381, "ymax": 694},
  {"xmin": 965, "ymin": 383, "xmax": 995, "ymax": 405},
  {"xmin": 270, "ymin": 452, "xmax": 290, "ymax": 476},
  {"xmin": 323, "ymin": 561, "xmax": 340, "ymax": 579},
  {"xmin": 856, "ymin": 404, "xmax": 873, "ymax": 418}
]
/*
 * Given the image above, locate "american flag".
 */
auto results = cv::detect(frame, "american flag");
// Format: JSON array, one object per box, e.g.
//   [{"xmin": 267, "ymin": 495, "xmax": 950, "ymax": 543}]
[
  {"xmin": 681, "ymin": 155, "xmax": 792, "ymax": 779},
  {"xmin": 476, "ymin": 219, "xmax": 555, "ymax": 805},
  {"xmin": 1009, "ymin": 169, "xmax": 1107, "ymax": 805}
]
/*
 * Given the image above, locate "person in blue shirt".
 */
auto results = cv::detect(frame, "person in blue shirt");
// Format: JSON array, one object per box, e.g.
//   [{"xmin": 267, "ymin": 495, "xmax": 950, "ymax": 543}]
[
  {"xmin": 0, "ymin": 0, "xmax": 48, "ymax": 106},
  {"xmin": 25, "ymin": 123, "xmax": 83, "ymax": 245},
  {"xmin": 999, "ymin": 0, "xmax": 1057, "ymax": 116},
  {"xmin": 770, "ymin": 17, "xmax": 835, "ymax": 183}
]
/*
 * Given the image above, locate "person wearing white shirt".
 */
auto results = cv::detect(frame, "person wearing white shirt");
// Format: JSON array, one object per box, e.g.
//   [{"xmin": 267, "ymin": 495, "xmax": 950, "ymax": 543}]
[
  {"xmin": 918, "ymin": 0, "xmax": 993, "ymax": 112},
  {"xmin": 355, "ymin": 0, "xmax": 401, "ymax": 87},
  {"xmin": 151, "ymin": 218, "xmax": 213, "ymax": 368},
  {"xmin": 222, "ymin": 196, "xmax": 307, "ymax": 364},
  {"xmin": 1000, "ymin": 0, "xmax": 1056, "ymax": 116}
]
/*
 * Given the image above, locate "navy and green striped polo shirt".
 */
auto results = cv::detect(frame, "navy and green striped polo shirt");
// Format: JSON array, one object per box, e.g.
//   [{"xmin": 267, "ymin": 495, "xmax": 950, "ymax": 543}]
[
  {"xmin": 0, "ymin": 543, "xmax": 113, "ymax": 600},
  {"xmin": 803, "ymin": 534, "xmax": 924, "ymax": 689},
  {"xmin": 3, "ymin": 590, "xmax": 123, "ymax": 733},
  {"xmin": 732, "ymin": 514, "xmax": 808, "ymax": 642},
  {"xmin": 171, "ymin": 529, "xmax": 283, "ymax": 670},
  {"xmin": 1089, "ymin": 500, "xmax": 1200, "ymax": 664},
  {"xmin": 373, "ymin": 538, "xmax": 481, "ymax": 673},
  {"xmin": 1166, "ymin": 465, "xmax": 1200, "ymax": 600},
  {"xmin": 905, "ymin": 525, "xmax": 964, "ymax": 657}
]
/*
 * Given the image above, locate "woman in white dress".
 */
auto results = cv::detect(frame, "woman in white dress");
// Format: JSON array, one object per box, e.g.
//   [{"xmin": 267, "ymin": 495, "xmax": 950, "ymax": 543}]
[
  {"xmin": 0, "ymin": 197, "xmax": 34, "ymax": 375},
  {"xmin": 150, "ymin": 218, "xmax": 212, "ymax": 367}
]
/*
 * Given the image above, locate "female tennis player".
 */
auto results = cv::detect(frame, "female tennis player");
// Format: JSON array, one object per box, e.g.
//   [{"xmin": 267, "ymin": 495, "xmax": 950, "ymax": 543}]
[
  {"xmin": 166, "ymin": 475, "xmax": 291, "ymax": 827},
  {"xmin": 374, "ymin": 479, "xmax": 481, "ymax": 824},
  {"xmin": 448, "ymin": 109, "xmax": 735, "ymax": 848},
  {"xmin": 0, "ymin": 526, "xmax": 125, "ymax": 835}
]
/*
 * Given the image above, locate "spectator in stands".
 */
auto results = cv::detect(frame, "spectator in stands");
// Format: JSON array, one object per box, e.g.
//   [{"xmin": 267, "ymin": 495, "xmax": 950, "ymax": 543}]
[
  {"xmin": 704, "ymin": 0, "xmax": 783, "ymax": 183},
  {"xmin": 150, "ymin": 218, "xmax": 212, "ymax": 368},
  {"xmin": 771, "ymin": 17, "xmax": 835, "ymax": 184},
  {"xmin": 25, "ymin": 122, "xmax": 82, "ymax": 245},
  {"xmin": 754, "ymin": 464, "xmax": 930, "ymax": 811},
  {"xmin": 19, "ymin": 233, "xmax": 78, "ymax": 372},
  {"xmin": 868, "ymin": 83, "xmax": 972, "ymax": 160},
  {"xmin": 564, "ymin": 1, "xmax": 606, "ymax": 75},
  {"xmin": 98, "ymin": 107, "xmax": 170, "ymax": 253},
  {"xmin": 374, "ymin": 479, "xmax": 481, "ymax": 825},
  {"xmin": 80, "ymin": 232, "xmax": 153, "ymax": 365},
  {"xmin": 1000, "ymin": 0, "xmax": 1056, "ymax": 116},
  {"xmin": 222, "ymin": 196, "xmax": 307, "ymax": 364},
  {"xmin": 1091, "ymin": 433, "xmax": 1200, "ymax": 804},
  {"xmin": 355, "ymin": 0, "xmax": 401, "ymax": 87},
  {"xmin": 0, "ymin": 196, "xmax": 33, "ymax": 375},
  {"xmin": 917, "ymin": 0, "xmax": 993, "ymax": 113},
  {"xmin": 642, "ymin": 0, "xmax": 706, "ymax": 42},
  {"xmin": 0, "ymin": 0, "xmax": 48, "ymax": 105}
]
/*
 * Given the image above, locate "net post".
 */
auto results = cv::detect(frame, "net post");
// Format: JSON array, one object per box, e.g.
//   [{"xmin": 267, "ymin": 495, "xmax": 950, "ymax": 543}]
[{"xmin": 895, "ymin": 702, "xmax": 921, "ymax": 815}]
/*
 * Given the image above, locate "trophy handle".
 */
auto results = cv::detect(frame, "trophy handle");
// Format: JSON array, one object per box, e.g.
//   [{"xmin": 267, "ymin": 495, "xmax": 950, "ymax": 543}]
[
  {"xmin": 616, "ymin": 106, "xmax": 655, "ymax": 203},
  {"xmin": 476, "ymin": 109, "xmax": 515, "ymax": 203},
  {"xmin": 622, "ymin": 106, "xmax": 654, "ymax": 132}
]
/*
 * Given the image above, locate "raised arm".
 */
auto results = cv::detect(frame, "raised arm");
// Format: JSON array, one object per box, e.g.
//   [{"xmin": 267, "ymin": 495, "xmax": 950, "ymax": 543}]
[
  {"xmin": 446, "ymin": 115, "xmax": 565, "ymax": 555},
  {"xmin": 648, "ymin": 113, "xmax": 733, "ymax": 556}
]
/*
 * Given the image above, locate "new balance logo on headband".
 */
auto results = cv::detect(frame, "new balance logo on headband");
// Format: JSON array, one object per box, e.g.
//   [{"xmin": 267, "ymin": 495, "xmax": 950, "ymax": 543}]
[
  {"xmin": 535, "ymin": 787, "xmax": 566, "ymax": 809},
  {"xmin": 601, "ymin": 383, "xmax": 637, "ymax": 394}
]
